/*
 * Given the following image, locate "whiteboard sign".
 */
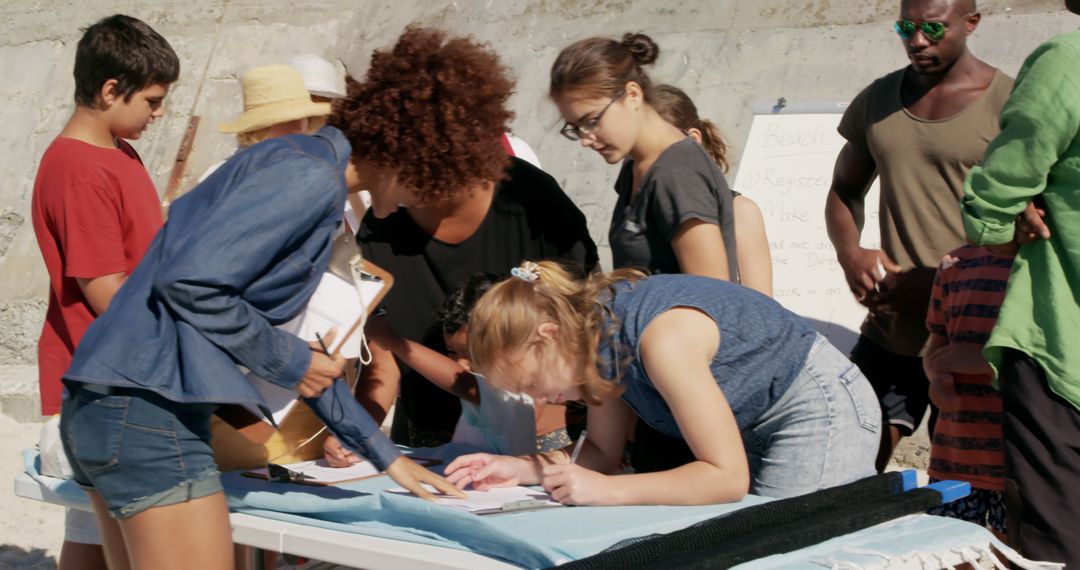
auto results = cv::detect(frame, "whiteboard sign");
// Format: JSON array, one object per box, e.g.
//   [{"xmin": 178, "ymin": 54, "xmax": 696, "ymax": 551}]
[{"xmin": 733, "ymin": 112, "xmax": 881, "ymax": 354}]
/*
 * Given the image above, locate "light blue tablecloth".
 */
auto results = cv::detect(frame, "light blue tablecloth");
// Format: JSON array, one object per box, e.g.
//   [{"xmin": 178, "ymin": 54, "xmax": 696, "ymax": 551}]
[{"xmin": 23, "ymin": 446, "xmax": 1019, "ymax": 569}]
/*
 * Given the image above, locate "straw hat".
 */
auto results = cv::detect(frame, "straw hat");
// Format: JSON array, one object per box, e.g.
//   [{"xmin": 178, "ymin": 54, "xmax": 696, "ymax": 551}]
[
  {"xmin": 219, "ymin": 64, "xmax": 331, "ymax": 134},
  {"xmin": 288, "ymin": 54, "xmax": 347, "ymax": 99}
]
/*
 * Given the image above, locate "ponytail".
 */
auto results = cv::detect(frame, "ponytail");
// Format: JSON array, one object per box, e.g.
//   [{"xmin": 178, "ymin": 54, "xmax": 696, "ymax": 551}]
[
  {"xmin": 695, "ymin": 118, "xmax": 731, "ymax": 174},
  {"xmin": 652, "ymin": 84, "xmax": 731, "ymax": 173}
]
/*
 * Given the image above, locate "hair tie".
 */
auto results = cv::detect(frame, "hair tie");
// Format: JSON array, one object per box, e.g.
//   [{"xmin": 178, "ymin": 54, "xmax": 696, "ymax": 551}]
[{"xmin": 511, "ymin": 261, "xmax": 540, "ymax": 282}]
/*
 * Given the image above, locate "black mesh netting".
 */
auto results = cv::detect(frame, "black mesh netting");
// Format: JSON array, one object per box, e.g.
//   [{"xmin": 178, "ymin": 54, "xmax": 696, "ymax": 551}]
[{"xmin": 554, "ymin": 472, "xmax": 934, "ymax": 570}]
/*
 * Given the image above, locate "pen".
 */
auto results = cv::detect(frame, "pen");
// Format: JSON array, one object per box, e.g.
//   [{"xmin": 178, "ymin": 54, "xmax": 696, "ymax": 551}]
[
  {"xmin": 569, "ymin": 430, "xmax": 588, "ymax": 464},
  {"xmin": 314, "ymin": 331, "xmax": 331, "ymax": 356}
]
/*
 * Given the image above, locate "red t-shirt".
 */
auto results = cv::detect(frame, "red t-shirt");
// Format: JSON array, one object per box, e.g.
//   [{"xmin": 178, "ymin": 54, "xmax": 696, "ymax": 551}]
[{"xmin": 31, "ymin": 137, "xmax": 163, "ymax": 414}]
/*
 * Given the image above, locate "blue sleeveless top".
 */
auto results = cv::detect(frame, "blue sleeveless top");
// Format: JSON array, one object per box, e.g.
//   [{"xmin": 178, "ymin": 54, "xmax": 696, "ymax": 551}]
[{"xmin": 598, "ymin": 275, "xmax": 817, "ymax": 438}]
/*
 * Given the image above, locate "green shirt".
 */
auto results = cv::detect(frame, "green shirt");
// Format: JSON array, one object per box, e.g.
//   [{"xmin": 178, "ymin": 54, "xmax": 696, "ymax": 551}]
[{"xmin": 962, "ymin": 30, "xmax": 1080, "ymax": 412}]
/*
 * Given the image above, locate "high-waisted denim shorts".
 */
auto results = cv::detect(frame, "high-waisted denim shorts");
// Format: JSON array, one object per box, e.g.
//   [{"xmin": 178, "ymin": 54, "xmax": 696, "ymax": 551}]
[{"xmin": 59, "ymin": 382, "xmax": 223, "ymax": 519}]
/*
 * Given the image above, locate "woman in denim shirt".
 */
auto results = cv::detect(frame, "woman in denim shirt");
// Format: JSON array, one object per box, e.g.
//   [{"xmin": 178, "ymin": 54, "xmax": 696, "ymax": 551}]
[
  {"xmin": 60, "ymin": 125, "xmax": 463, "ymax": 569},
  {"xmin": 445, "ymin": 261, "xmax": 881, "ymax": 506}
]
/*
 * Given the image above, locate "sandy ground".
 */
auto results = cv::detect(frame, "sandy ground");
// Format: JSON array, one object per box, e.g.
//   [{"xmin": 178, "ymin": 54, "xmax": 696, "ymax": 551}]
[{"xmin": 0, "ymin": 412, "xmax": 65, "ymax": 568}]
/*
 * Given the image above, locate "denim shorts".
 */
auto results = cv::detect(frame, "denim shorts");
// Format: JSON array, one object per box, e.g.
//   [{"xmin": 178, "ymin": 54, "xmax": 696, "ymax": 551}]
[
  {"xmin": 743, "ymin": 334, "xmax": 882, "ymax": 498},
  {"xmin": 59, "ymin": 382, "xmax": 223, "ymax": 519}
]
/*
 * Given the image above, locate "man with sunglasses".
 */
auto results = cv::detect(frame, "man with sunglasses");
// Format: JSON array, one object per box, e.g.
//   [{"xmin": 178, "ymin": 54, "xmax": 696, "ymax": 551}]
[
  {"xmin": 825, "ymin": 0, "xmax": 1013, "ymax": 471},
  {"xmin": 961, "ymin": 1, "xmax": 1080, "ymax": 564}
]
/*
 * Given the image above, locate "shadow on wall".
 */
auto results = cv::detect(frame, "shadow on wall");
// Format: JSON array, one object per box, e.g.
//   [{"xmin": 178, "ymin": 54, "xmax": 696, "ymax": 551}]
[
  {"xmin": 805, "ymin": 318, "xmax": 860, "ymax": 356},
  {"xmin": 0, "ymin": 544, "xmax": 56, "ymax": 570}
]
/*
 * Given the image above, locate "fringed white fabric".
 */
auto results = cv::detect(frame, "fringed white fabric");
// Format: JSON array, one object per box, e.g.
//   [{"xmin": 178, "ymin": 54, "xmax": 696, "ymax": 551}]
[{"xmin": 813, "ymin": 539, "xmax": 1064, "ymax": 569}]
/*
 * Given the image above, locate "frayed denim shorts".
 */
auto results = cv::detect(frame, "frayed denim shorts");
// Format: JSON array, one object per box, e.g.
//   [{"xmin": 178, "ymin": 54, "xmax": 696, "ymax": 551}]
[{"xmin": 59, "ymin": 381, "xmax": 223, "ymax": 519}]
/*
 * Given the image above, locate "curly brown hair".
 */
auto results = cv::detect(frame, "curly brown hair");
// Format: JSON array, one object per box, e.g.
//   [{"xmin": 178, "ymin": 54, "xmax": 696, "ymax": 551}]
[{"xmin": 331, "ymin": 26, "xmax": 515, "ymax": 204}]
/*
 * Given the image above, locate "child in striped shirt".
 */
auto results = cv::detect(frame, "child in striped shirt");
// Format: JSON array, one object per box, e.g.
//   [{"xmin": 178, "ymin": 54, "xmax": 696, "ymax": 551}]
[{"xmin": 923, "ymin": 244, "xmax": 1014, "ymax": 539}]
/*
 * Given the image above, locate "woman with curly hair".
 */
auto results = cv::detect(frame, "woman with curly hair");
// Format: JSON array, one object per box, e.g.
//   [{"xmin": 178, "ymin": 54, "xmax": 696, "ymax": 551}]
[{"xmin": 328, "ymin": 26, "xmax": 598, "ymax": 449}]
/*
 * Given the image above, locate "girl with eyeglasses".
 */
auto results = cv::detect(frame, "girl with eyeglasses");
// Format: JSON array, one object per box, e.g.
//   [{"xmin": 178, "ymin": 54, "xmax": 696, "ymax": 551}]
[
  {"xmin": 442, "ymin": 261, "xmax": 880, "ymax": 505},
  {"xmin": 550, "ymin": 34, "xmax": 750, "ymax": 474},
  {"xmin": 550, "ymin": 33, "xmax": 739, "ymax": 284}
]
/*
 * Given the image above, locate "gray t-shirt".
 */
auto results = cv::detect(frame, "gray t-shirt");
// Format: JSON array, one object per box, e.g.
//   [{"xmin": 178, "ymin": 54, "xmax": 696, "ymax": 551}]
[{"xmin": 609, "ymin": 138, "xmax": 738, "ymax": 278}]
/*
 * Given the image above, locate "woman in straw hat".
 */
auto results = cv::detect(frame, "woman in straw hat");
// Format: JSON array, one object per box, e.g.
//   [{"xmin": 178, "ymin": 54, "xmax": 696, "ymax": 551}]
[
  {"xmin": 196, "ymin": 64, "xmax": 330, "ymax": 184},
  {"xmin": 218, "ymin": 63, "xmax": 330, "ymax": 146},
  {"xmin": 60, "ymin": 62, "xmax": 465, "ymax": 570}
]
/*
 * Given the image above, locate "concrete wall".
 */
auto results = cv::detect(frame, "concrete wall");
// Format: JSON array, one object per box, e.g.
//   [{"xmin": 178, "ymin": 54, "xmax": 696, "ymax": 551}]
[{"xmin": 1, "ymin": 0, "xmax": 1075, "ymax": 373}]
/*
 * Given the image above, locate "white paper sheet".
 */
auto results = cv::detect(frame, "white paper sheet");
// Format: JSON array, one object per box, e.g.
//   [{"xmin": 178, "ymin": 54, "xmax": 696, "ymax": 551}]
[{"xmin": 241, "ymin": 270, "xmax": 385, "ymax": 425}]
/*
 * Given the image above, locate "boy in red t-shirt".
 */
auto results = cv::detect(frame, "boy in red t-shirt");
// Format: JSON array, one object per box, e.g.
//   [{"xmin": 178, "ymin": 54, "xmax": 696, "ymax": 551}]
[
  {"xmin": 30, "ymin": 14, "xmax": 178, "ymax": 570},
  {"xmin": 923, "ymin": 244, "xmax": 1015, "ymax": 540}
]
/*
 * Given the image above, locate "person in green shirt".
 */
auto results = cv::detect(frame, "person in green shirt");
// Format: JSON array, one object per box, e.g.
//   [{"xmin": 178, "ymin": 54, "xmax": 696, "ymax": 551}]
[{"xmin": 960, "ymin": 3, "xmax": 1080, "ymax": 564}]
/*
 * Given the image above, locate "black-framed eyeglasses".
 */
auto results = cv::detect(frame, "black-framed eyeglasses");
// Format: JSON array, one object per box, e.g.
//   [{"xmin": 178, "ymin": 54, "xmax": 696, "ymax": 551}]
[{"xmin": 560, "ymin": 91, "xmax": 626, "ymax": 141}]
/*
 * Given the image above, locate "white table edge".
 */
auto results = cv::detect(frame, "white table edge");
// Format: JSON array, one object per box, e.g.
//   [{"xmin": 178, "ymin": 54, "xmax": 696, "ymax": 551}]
[{"xmin": 14, "ymin": 472, "xmax": 517, "ymax": 570}]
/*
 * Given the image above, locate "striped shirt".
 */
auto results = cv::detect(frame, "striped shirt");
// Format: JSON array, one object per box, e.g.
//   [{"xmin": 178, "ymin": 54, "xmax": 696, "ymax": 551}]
[{"xmin": 925, "ymin": 245, "xmax": 1014, "ymax": 491}]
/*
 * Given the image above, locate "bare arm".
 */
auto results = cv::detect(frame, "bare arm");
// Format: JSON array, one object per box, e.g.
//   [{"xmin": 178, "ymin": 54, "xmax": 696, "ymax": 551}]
[
  {"xmin": 732, "ymin": 196, "xmax": 773, "ymax": 296},
  {"xmin": 391, "ymin": 338, "xmax": 480, "ymax": 405},
  {"xmin": 354, "ymin": 340, "xmax": 400, "ymax": 424},
  {"xmin": 926, "ymin": 341, "xmax": 994, "ymax": 377},
  {"xmin": 825, "ymin": 142, "xmax": 900, "ymax": 301},
  {"xmin": 441, "ymin": 397, "xmax": 635, "ymax": 490},
  {"xmin": 540, "ymin": 308, "xmax": 749, "ymax": 506},
  {"xmin": 923, "ymin": 332, "xmax": 958, "ymax": 410},
  {"xmin": 609, "ymin": 308, "xmax": 748, "ymax": 504},
  {"xmin": 75, "ymin": 272, "xmax": 126, "ymax": 316},
  {"xmin": 366, "ymin": 318, "xmax": 479, "ymax": 404},
  {"xmin": 671, "ymin": 219, "xmax": 730, "ymax": 281},
  {"xmin": 577, "ymin": 396, "xmax": 634, "ymax": 472},
  {"xmin": 922, "ymin": 332, "xmax": 950, "ymax": 381}
]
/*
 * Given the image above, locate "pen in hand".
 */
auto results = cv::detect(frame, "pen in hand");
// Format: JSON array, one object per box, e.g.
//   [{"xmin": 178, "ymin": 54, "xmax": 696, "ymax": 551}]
[
  {"xmin": 569, "ymin": 430, "xmax": 588, "ymax": 464},
  {"xmin": 314, "ymin": 331, "xmax": 331, "ymax": 356}
]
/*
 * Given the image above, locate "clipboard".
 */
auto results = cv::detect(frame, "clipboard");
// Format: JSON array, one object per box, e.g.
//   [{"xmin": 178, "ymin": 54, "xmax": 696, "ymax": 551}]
[
  {"xmin": 384, "ymin": 485, "xmax": 565, "ymax": 515},
  {"xmin": 471, "ymin": 499, "xmax": 565, "ymax": 516},
  {"xmin": 213, "ymin": 256, "xmax": 394, "ymax": 449},
  {"xmin": 241, "ymin": 456, "xmax": 441, "ymax": 487}
]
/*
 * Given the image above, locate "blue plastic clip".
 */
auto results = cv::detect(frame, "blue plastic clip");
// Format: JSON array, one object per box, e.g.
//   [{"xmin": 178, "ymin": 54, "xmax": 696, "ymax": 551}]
[
  {"xmin": 898, "ymin": 469, "xmax": 919, "ymax": 492},
  {"xmin": 925, "ymin": 479, "xmax": 972, "ymax": 505}
]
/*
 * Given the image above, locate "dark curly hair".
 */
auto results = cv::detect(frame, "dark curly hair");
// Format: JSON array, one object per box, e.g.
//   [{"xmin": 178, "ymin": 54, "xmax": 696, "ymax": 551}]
[
  {"xmin": 331, "ymin": 26, "xmax": 515, "ymax": 204},
  {"xmin": 438, "ymin": 273, "xmax": 500, "ymax": 335}
]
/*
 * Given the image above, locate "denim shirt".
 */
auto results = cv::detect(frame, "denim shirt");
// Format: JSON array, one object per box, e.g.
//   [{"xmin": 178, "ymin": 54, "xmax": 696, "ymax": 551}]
[
  {"xmin": 65, "ymin": 127, "xmax": 402, "ymax": 468},
  {"xmin": 598, "ymin": 275, "xmax": 817, "ymax": 438}
]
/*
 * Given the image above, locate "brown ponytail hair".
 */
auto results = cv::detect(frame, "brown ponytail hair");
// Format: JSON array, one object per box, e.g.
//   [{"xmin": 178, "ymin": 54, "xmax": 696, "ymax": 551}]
[
  {"xmin": 652, "ymin": 84, "xmax": 731, "ymax": 173},
  {"xmin": 467, "ymin": 261, "xmax": 644, "ymax": 404},
  {"xmin": 549, "ymin": 32, "xmax": 659, "ymax": 101}
]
